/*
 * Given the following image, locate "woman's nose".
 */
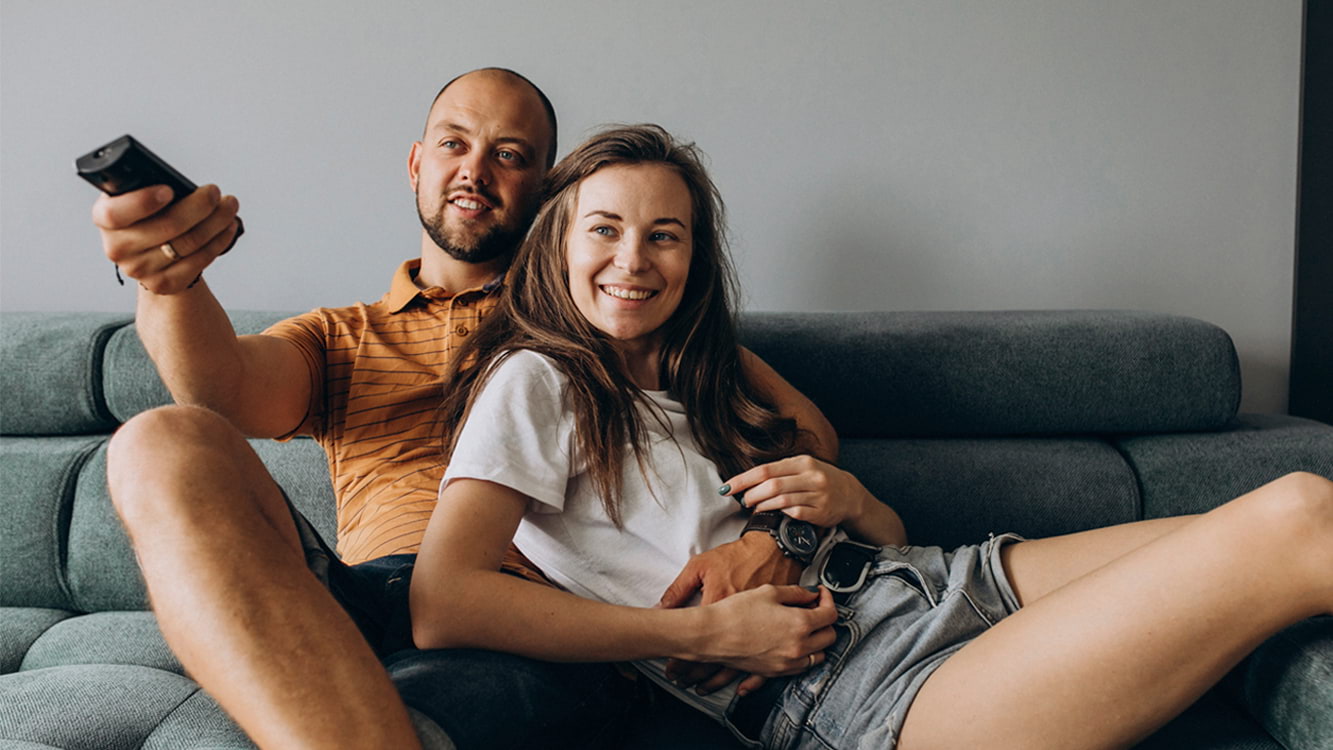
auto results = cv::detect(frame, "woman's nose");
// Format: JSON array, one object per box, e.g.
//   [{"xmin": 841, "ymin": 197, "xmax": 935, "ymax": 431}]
[{"xmin": 614, "ymin": 238, "xmax": 652, "ymax": 273}]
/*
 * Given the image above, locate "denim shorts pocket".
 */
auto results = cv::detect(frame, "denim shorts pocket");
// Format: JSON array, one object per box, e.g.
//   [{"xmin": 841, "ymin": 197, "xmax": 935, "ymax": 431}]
[{"xmin": 865, "ymin": 561, "xmax": 937, "ymax": 608}]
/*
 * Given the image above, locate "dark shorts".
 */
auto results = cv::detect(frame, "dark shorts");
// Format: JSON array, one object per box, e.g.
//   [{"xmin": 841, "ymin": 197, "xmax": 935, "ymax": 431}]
[{"xmin": 287, "ymin": 502, "xmax": 417, "ymax": 655}]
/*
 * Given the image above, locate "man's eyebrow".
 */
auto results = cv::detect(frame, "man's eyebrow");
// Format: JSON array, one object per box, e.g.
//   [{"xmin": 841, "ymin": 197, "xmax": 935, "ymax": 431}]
[
  {"xmin": 432, "ymin": 121, "xmax": 473, "ymax": 136},
  {"xmin": 583, "ymin": 210, "xmax": 686, "ymax": 229},
  {"xmin": 430, "ymin": 122, "xmax": 535, "ymax": 153}
]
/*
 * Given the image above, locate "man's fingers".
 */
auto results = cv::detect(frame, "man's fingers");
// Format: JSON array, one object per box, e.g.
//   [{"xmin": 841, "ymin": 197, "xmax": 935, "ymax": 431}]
[
  {"xmin": 695, "ymin": 667, "xmax": 741, "ymax": 695},
  {"xmin": 665, "ymin": 660, "xmax": 721, "ymax": 688},
  {"xmin": 134, "ymin": 217, "xmax": 238, "ymax": 295},
  {"xmin": 736, "ymin": 674, "xmax": 767, "ymax": 696},
  {"xmin": 91, "ymin": 186, "xmax": 174, "ymax": 230},
  {"xmin": 657, "ymin": 564, "xmax": 702, "ymax": 608},
  {"xmin": 102, "ymin": 185, "xmax": 223, "ymax": 264},
  {"xmin": 768, "ymin": 584, "xmax": 822, "ymax": 607},
  {"xmin": 170, "ymin": 195, "xmax": 239, "ymax": 261}
]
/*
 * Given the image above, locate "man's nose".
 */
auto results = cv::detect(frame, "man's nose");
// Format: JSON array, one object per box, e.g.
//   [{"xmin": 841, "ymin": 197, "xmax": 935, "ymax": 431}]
[{"xmin": 458, "ymin": 150, "xmax": 490, "ymax": 187}]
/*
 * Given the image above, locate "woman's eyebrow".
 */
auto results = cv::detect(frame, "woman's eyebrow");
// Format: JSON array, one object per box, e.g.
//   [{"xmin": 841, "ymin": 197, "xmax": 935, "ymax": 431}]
[{"xmin": 582, "ymin": 211, "xmax": 685, "ymax": 229}]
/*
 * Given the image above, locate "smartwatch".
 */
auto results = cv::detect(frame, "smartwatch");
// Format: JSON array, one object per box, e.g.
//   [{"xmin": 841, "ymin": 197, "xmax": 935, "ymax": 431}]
[{"xmin": 742, "ymin": 511, "xmax": 819, "ymax": 565}]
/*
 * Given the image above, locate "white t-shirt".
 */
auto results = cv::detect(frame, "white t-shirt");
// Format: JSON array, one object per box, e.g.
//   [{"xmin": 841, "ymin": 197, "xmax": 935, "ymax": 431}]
[{"xmin": 441, "ymin": 349, "xmax": 750, "ymax": 719}]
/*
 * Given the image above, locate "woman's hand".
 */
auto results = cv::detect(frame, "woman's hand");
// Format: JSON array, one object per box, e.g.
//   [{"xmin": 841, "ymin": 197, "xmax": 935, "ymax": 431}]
[
  {"xmin": 721, "ymin": 455, "xmax": 908, "ymax": 545},
  {"xmin": 689, "ymin": 584, "xmax": 838, "ymax": 677}
]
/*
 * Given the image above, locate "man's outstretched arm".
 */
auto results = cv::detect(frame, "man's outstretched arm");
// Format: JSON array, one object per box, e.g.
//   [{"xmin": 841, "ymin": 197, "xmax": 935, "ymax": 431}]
[{"xmin": 94, "ymin": 185, "xmax": 311, "ymax": 438}]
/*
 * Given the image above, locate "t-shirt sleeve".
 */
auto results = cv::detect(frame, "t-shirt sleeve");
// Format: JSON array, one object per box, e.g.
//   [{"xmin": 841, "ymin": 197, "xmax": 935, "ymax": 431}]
[
  {"xmin": 442, "ymin": 350, "xmax": 574, "ymax": 513},
  {"xmin": 262, "ymin": 311, "xmax": 328, "ymax": 439}
]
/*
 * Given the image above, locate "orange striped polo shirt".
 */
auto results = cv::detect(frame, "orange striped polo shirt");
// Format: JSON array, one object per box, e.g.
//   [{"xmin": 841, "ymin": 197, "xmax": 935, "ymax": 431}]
[{"xmin": 265, "ymin": 259, "xmax": 540, "ymax": 579}]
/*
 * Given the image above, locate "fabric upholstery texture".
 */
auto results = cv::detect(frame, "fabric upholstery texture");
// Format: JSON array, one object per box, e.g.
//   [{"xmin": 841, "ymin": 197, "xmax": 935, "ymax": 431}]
[
  {"xmin": 2, "ymin": 309, "xmax": 1327, "ymax": 749},
  {"xmin": 740, "ymin": 310, "xmax": 1241, "ymax": 438}
]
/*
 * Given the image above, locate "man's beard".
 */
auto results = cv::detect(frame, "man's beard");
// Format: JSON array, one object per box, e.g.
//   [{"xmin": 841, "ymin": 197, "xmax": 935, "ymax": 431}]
[{"xmin": 417, "ymin": 196, "xmax": 526, "ymax": 265}]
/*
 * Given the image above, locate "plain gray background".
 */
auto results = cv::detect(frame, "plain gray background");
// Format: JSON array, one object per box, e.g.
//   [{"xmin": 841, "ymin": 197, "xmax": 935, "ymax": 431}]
[{"xmin": 0, "ymin": 1, "xmax": 1303, "ymax": 413}]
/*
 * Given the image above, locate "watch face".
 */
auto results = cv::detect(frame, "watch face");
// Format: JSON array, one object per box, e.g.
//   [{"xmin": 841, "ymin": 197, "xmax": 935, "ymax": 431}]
[{"xmin": 781, "ymin": 519, "xmax": 820, "ymax": 555}]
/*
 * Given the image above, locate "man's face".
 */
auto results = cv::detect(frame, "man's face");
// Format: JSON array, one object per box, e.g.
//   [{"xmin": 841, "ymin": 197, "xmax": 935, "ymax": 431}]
[{"xmin": 409, "ymin": 71, "xmax": 552, "ymax": 264}]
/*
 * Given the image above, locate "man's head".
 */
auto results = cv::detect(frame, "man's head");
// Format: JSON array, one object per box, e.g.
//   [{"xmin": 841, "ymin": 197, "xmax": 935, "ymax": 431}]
[{"xmin": 409, "ymin": 68, "xmax": 557, "ymax": 265}]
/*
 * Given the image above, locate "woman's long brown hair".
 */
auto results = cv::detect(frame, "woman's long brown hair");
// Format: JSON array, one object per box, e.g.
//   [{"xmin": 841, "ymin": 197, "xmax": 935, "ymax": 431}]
[{"xmin": 440, "ymin": 124, "xmax": 804, "ymax": 525}]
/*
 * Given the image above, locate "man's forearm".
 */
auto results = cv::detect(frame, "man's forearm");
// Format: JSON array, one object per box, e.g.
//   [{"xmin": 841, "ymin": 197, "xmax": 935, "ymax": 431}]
[{"xmin": 136, "ymin": 281, "xmax": 249, "ymax": 410}]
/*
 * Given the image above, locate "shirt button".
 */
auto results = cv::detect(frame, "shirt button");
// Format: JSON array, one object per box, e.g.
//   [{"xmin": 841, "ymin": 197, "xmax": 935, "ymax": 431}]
[{"xmin": 455, "ymin": 324, "xmax": 469, "ymax": 337}]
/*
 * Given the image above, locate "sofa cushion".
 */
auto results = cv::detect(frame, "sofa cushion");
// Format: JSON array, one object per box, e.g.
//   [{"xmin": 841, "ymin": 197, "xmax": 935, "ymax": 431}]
[
  {"xmin": 1234, "ymin": 617, "xmax": 1333, "ymax": 750},
  {"xmin": 841, "ymin": 436, "xmax": 1140, "ymax": 548},
  {"xmin": 0, "ymin": 609, "xmax": 75, "ymax": 675},
  {"xmin": 19, "ymin": 611, "xmax": 179, "ymax": 674},
  {"xmin": 0, "ymin": 665, "xmax": 212, "ymax": 750},
  {"xmin": 68, "ymin": 444, "xmax": 148, "ymax": 612},
  {"xmin": 139, "ymin": 690, "xmax": 256, "ymax": 750},
  {"xmin": 102, "ymin": 311, "xmax": 294, "ymax": 423},
  {"xmin": 0, "ymin": 436, "xmax": 105, "ymax": 610},
  {"xmin": 741, "ymin": 310, "xmax": 1241, "ymax": 438},
  {"xmin": 1116, "ymin": 414, "xmax": 1333, "ymax": 519},
  {"xmin": 0, "ymin": 313, "xmax": 128, "ymax": 436}
]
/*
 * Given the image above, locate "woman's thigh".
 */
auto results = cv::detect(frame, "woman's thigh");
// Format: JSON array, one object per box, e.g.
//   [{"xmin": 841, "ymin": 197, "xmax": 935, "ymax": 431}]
[
  {"xmin": 1001, "ymin": 515, "xmax": 1192, "ymax": 607},
  {"xmin": 897, "ymin": 475, "xmax": 1331, "ymax": 750}
]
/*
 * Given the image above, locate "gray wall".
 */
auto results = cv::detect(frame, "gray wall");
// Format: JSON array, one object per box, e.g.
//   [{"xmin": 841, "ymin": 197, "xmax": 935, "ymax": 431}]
[{"xmin": 1, "ymin": 1, "xmax": 1302, "ymax": 413}]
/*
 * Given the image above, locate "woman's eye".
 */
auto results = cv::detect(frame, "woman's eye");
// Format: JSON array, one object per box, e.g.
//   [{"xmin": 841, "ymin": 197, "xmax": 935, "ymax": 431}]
[
  {"xmin": 593, "ymin": 226, "xmax": 616, "ymax": 237},
  {"xmin": 650, "ymin": 231, "xmax": 678, "ymax": 242}
]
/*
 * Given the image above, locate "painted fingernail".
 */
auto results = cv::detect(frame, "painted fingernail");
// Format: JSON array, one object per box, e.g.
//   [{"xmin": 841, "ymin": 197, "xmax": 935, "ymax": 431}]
[{"xmin": 717, "ymin": 484, "xmax": 731, "ymax": 496}]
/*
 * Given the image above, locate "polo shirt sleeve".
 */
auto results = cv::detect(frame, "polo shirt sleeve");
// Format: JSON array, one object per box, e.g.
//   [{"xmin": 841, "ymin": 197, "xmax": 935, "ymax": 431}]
[
  {"xmin": 442, "ymin": 350, "xmax": 575, "ymax": 514},
  {"xmin": 262, "ymin": 310, "xmax": 328, "ymax": 439}
]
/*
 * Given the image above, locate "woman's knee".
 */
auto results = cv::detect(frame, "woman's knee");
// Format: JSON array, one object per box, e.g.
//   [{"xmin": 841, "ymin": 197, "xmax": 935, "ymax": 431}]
[{"xmin": 1246, "ymin": 472, "xmax": 1333, "ymax": 550}]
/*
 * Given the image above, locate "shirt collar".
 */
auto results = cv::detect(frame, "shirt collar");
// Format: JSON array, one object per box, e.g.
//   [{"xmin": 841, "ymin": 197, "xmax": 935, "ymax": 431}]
[{"xmin": 385, "ymin": 259, "xmax": 506, "ymax": 313}]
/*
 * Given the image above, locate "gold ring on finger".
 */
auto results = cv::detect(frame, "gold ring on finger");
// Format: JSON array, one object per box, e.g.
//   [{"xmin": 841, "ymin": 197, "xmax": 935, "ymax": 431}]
[
  {"xmin": 807, "ymin": 653, "xmax": 816, "ymax": 669},
  {"xmin": 159, "ymin": 241, "xmax": 182, "ymax": 262}
]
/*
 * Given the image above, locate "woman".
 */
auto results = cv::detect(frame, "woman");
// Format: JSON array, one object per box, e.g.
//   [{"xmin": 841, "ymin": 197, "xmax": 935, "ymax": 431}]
[{"xmin": 411, "ymin": 124, "xmax": 1333, "ymax": 749}]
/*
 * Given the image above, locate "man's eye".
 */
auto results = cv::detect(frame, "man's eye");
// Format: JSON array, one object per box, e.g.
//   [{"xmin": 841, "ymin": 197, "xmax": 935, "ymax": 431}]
[
  {"xmin": 441, "ymin": 140, "xmax": 461, "ymax": 150},
  {"xmin": 497, "ymin": 149, "xmax": 517, "ymax": 161}
]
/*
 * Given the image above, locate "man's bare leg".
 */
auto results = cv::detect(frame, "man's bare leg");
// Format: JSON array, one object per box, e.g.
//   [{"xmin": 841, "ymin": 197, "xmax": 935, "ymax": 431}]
[
  {"xmin": 898, "ymin": 472, "xmax": 1333, "ymax": 750},
  {"xmin": 107, "ymin": 405, "xmax": 421, "ymax": 750}
]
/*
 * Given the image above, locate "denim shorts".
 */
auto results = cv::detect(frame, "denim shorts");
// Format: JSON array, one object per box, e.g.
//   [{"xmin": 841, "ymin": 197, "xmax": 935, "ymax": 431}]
[{"xmin": 757, "ymin": 533, "xmax": 1025, "ymax": 750}]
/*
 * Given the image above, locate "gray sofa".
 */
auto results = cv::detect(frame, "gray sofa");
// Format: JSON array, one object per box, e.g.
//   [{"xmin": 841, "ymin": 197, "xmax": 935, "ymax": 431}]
[{"xmin": 1, "ymin": 309, "xmax": 1330, "ymax": 749}]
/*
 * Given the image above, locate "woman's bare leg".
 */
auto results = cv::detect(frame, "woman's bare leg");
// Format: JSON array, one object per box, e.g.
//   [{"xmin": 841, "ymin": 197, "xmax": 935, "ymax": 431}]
[{"xmin": 897, "ymin": 472, "xmax": 1333, "ymax": 750}]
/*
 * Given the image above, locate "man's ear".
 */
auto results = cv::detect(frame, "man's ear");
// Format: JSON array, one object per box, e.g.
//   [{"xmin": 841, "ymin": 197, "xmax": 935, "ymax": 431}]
[{"xmin": 407, "ymin": 141, "xmax": 423, "ymax": 191}]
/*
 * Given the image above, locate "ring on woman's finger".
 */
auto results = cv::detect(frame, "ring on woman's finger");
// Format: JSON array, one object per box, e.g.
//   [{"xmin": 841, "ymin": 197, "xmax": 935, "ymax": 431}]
[
  {"xmin": 807, "ymin": 653, "xmax": 816, "ymax": 669},
  {"xmin": 159, "ymin": 241, "xmax": 182, "ymax": 262}
]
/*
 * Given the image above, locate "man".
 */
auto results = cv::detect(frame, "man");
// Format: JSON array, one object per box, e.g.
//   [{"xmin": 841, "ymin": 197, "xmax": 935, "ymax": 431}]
[{"xmin": 96, "ymin": 68, "xmax": 837, "ymax": 748}]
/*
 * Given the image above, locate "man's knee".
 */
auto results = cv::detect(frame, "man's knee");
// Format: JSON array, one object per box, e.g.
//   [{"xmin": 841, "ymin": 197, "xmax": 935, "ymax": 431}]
[{"xmin": 107, "ymin": 405, "xmax": 251, "ymax": 524}]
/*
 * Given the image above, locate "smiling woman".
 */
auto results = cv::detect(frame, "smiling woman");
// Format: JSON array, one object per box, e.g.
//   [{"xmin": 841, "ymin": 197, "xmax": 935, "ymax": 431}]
[
  {"xmin": 565, "ymin": 163, "xmax": 694, "ymax": 388},
  {"xmin": 408, "ymin": 123, "xmax": 1333, "ymax": 750}
]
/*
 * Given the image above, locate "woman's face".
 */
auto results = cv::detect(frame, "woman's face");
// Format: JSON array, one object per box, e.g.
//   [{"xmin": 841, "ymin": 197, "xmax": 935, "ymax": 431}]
[{"xmin": 565, "ymin": 163, "xmax": 693, "ymax": 357}]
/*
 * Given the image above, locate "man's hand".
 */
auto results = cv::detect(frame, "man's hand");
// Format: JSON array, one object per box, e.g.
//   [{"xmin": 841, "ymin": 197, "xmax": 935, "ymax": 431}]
[
  {"xmin": 93, "ymin": 184, "xmax": 241, "ymax": 295},
  {"xmin": 657, "ymin": 531, "xmax": 802, "ymax": 695}
]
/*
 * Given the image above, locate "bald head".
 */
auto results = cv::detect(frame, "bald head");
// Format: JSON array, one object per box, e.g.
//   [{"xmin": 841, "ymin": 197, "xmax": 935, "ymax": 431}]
[{"xmin": 425, "ymin": 68, "xmax": 558, "ymax": 168}]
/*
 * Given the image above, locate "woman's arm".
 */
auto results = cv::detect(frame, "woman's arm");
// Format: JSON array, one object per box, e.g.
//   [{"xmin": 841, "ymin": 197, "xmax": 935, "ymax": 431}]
[
  {"xmin": 410, "ymin": 478, "xmax": 838, "ymax": 672},
  {"xmin": 725, "ymin": 455, "xmax": 908, "ymax": 546}
]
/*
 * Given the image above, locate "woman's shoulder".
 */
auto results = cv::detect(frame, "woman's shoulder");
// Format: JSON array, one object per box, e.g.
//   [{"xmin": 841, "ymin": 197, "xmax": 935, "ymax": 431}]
[{"xmin": 486, "ymin": 348, "xmax": 569, "ymax": 392}]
